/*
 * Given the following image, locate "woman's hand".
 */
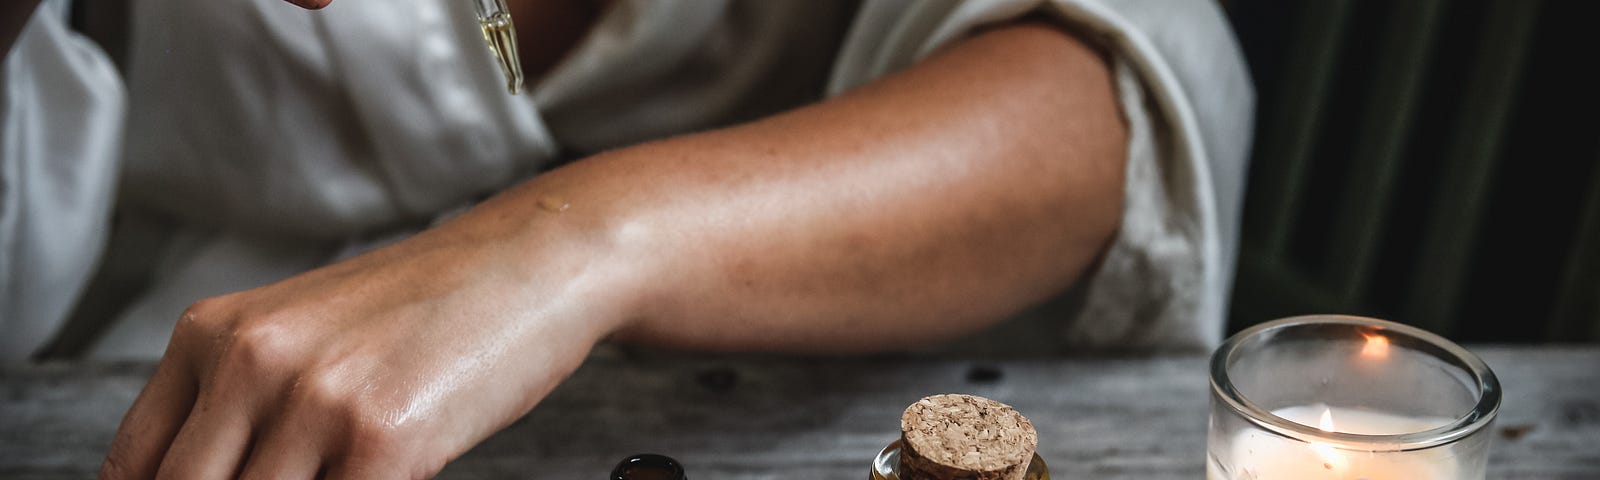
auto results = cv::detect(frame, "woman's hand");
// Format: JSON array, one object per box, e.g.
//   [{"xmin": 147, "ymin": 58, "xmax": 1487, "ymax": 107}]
[{"xmin": 99, "ymin": 207, "xmax": 640, "ymax": 479}]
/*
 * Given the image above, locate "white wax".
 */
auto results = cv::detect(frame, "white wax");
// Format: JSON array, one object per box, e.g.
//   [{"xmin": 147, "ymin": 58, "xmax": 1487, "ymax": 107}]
[
  {"xmin": 1209, "ymin": 405, "xmax": 1459, "ymax": 480},
  {"xmin": 1272, "ymin": 405, "xmax": 1452, "ymax": 435}
]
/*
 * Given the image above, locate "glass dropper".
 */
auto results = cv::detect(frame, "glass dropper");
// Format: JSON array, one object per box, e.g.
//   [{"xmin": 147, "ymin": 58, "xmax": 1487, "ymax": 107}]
[{"xmin": 471, "ymin": 0, "xmax": 524, "ymax": 95}]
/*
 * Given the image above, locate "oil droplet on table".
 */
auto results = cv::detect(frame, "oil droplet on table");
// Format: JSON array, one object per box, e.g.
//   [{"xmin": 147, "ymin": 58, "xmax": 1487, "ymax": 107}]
[{"xmin": 538, "ymin": 196, "xmax": 570, "ymax": 213}]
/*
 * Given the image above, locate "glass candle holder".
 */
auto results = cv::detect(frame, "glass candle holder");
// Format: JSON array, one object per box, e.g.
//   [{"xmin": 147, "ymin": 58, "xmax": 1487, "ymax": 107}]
[{"xmin": 1207, "ymin": 315, "xmax": 1500, "ymax": 480}]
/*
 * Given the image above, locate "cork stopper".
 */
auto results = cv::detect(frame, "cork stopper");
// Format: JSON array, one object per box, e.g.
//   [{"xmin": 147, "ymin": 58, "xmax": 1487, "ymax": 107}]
[{"xmin": 898, "ymin": 394, "xmax": 1038, "ymax": 480}]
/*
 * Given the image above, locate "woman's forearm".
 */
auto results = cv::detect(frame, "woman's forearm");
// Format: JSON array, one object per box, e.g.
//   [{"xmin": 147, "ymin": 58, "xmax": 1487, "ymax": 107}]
[{"xmin": 451, "ymin": 21, "xmax": 1129, "ymax": 353}]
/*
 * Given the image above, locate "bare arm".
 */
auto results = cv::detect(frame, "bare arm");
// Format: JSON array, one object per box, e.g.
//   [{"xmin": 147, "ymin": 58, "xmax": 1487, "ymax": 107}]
[
  {"xmin": 101, "ymin": 22, "xmax": 1125, "ymax": 479},
  {"xmin": 482, "ymin": 20, "xmax": 1126, "ymax": 352}
]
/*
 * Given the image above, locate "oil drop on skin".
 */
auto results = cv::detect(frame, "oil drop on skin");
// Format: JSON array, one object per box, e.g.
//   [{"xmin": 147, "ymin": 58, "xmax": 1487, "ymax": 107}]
[{"xmin": 537, "ymin": 195, "xmax": 570, "ymax": 213}]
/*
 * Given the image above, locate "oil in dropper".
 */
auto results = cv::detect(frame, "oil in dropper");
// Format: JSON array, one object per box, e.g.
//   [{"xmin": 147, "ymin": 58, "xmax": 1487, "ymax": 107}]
[{"xmin": 471, "ymin": 0, "xmax": 525, "ymax": 95}]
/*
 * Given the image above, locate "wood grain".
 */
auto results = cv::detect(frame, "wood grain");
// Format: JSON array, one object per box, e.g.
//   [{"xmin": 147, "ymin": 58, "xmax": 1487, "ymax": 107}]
[{"xmin": 2, "ymin": 347, "xmax": 1597, "ymax": 479}]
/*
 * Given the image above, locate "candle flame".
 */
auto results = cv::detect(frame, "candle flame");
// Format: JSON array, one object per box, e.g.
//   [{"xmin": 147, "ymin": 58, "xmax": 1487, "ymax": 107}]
[
  {"xmin": 1361, "ymin": 332, "xmax": 1390, "ymax": 359},
  {"xmin": 1310, "ymin": 407, "xmax": 1346, "ymax": 470}
]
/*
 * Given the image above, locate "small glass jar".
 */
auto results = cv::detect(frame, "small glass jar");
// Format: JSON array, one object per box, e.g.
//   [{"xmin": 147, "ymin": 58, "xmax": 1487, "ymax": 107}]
[
  {"xmin": 1207, "ymin": 315, "xmax": 1500, "ymax": 480},
  {"xmin": 869, "ymin": 439, "xmax": 1049, "ymax": 480}
]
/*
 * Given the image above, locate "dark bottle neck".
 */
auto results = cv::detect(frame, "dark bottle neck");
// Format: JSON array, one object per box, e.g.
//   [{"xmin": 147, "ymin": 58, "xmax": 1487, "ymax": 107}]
[{"xmin": 611, "ymin": 453, "xmax": 686, "ymax": 480}]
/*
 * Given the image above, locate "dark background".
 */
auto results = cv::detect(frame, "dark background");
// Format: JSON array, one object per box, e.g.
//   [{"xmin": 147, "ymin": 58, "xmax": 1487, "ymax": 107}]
[{"xmin": 1224, "ymin": 0, "xmax": 1600, "ymax": 343}]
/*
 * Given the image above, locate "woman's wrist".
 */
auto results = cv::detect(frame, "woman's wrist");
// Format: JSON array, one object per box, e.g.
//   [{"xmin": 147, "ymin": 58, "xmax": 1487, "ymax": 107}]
[{"xmin": 443, "ymin": 172, "xmax": 662, "ymax": 348}]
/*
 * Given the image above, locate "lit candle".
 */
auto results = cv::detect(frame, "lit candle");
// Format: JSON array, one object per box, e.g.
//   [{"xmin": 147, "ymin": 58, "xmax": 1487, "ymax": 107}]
[
  {"xmin": 1206, "ymin": 316, "xmax": 1500, "ymax": 480},
  {"xmin": 1215, "ymin": 404, "xmax": 1459, "ymax": 480}
]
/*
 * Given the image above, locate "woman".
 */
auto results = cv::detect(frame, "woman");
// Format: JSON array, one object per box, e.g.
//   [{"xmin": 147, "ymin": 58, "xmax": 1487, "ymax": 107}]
[{"xmin": 4, "ymin": 0, "xmax": 1252, "ymax": 476}]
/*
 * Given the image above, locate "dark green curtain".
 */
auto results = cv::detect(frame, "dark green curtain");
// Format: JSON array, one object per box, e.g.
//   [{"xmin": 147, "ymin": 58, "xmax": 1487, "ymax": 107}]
[{"xmin": 1224, "ymin": 0, "xmax": 1600, "ymax": 343}]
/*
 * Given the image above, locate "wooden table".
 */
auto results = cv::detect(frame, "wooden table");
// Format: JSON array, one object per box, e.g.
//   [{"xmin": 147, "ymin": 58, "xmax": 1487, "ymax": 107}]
[{"xmin": 3, "ymin": 347, "xmax": 1598, "ymax": 479}]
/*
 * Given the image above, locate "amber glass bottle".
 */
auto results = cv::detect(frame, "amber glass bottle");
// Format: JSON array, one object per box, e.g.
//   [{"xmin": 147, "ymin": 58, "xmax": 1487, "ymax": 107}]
[{"xmin": 869, "ymin": 439, "xmax": 1049, "ymax": 480}]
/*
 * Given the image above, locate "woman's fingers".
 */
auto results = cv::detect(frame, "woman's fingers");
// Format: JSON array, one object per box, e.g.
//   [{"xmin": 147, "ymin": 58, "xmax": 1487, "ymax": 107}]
[
  {"xmin": 152, "ymin": 395, "xmax": 255, "ymax": 480},
  {"xmin": 100, "ymin": 358, "xmax": 198, "ymax": 479},
  {"xmin": 237, "ymin": 418, "xmax": 324, "ymax": 480},
  {"xmin": 323, "ymin": 459, "xmax": 423, "ymax": 480}
]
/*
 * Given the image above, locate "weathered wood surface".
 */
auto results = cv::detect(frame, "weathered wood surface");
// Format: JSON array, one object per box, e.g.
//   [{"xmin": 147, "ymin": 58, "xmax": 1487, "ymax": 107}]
[{"xmin": 3, "ymin": 347, "xmax": 1597, "ymax": 479}]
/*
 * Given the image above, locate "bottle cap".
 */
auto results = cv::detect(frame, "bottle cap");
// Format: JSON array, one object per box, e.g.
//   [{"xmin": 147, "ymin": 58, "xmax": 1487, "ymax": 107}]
[{"xmin": 899, "ymin": 394, "xmax": 1038, "ymax": 480}]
